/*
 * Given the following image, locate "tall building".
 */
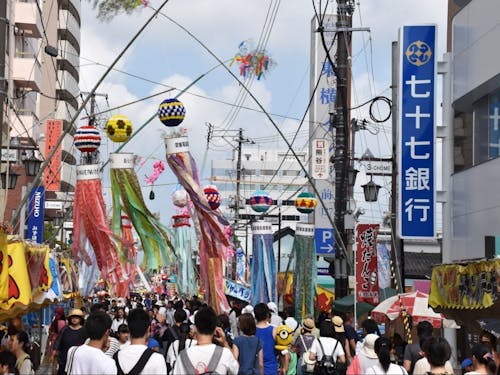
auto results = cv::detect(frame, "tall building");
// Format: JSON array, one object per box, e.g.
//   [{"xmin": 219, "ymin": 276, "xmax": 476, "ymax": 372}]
[
  {"xmin": 0, "ymin": 0, "xmax": 80, "ymax": 238},
  {"xmin": 211, "ymin": 148, "xmax": 309, "ymax": 271}
]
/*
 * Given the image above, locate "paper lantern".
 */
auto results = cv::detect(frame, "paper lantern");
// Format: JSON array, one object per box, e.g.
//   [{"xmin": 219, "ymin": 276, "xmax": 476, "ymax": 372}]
[
  {"xmin": 295, "ymin": 192, "xmax": 317, "ymax": 214},
  {"xmin": 106, "ymin": 115, "xmax": 133, "ymax": 143},
  {"xmin": 203, "ymin": 185, "xmax": 221, "ymax": 210},
  {"xmin": 158, "ymin": 98, "xmax": 186, "ymax": 127},
  {"xmin": 172, "ymin": 189, "xmax": 189, "ymax": 208},
  {"xmin": 74, "ymin": 125, "xmax": 101, "ymax": 153},
  {"xmin": 249, "ymin": 190, "xmax": 273, "ymax": 213}
]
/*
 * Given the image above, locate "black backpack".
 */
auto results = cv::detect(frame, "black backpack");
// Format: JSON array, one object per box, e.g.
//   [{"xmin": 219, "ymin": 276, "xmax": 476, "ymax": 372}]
[
  {"xmin": 315, "ymin": 339, "xmax": 339, "ymax": 375},
  {"xmin": 113, "ymin": 348, "xmax": 155, "ymax": 375},
  {"xmin": 25, "ymin": 341, "xmax": 41, "ymax": 371},
  {"xmin": 179, "ymin": 345, "xmax": 223, "ymax": 375}
]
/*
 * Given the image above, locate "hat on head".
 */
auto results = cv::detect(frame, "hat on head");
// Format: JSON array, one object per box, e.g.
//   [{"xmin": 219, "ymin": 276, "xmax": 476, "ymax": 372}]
[
  {"xmin": 362, "ymin": 334, "xmax": 379, "ymax": 359},
  {"xmin": 332, "ymin": 316, "xmax": 345, "ymax": 333},
  {"xmin": 267, "ymin": 302, "xmax": 278, "ymax": 314},
  {"xmin": 67, "ymin": 309, "xmax": 84, "ymax": 319},
  {"xmin": 302, "ymin": 318, "xmax": 315, "ymax": 332},
  {"xmin": 461, "ymin": 358, "xmax": 473, "ymax": 369},
  {"xmin": 242, "ymin": 305, "xmax": 254, "ymax": 315},
  {"xmin": 284, "ymin": 317, "xmax": 298, "ymax": 332}
]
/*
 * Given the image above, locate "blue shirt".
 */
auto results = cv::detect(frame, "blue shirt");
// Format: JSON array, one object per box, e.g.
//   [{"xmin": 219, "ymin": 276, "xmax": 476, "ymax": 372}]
[
  {"xmin": 147, "ymin": 337, "xmax": 160, "ymax": 350},
  {"xmin": 256, "ymin": 325, "xmax": 278, "ymax": 375},
  {"xmin": 234, "ymin": 335, "xmax": 263, "ymax": 375}
]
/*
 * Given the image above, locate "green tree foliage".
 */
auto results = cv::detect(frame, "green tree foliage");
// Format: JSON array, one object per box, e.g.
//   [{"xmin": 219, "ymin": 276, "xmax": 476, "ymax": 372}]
[{"xmin": 89, "ymin": 0, "xmax": 144, "ymax": 20}]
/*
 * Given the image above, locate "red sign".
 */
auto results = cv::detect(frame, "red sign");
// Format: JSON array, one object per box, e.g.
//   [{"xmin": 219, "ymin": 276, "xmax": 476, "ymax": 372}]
[
  {"xmin": 44, "ymin": 119, "xmax": 63, "ymax": 191},
  {"xmin": 356, "ymin": 223, "xmax": 380, "ymax": 305}
]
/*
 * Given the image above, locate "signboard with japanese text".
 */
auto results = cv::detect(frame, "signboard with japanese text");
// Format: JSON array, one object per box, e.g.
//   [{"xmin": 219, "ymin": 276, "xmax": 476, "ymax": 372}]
[
  {"xmin": 44, "ymin": 119, "xmax": 63, "ymax": 191},
  {"xmin": 224, "ymin": 279, "xmax": 251, "ymax": 302},
  {"xmin": 399, "ymin": 25, "xmax": 436, "ymax": 239},
  {"xmin": 27, "ymin": 186, "xmax": 45, "ymax": 243},
  {"xmin": 310, "ymin": 15, "xmax": 336, "ymax": 235},
  {"xmin": 356, "ymin": 223, "xmax": 380, "ymax": 305}
]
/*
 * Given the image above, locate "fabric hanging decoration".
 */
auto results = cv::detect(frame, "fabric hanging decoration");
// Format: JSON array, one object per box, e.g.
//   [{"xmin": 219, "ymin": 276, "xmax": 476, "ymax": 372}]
[
  {"xmin": 172, "ymin": 212, "xmax": 197, "ymax": 297},
  {"xmin": 165, "ymin": 131, "xmax": 232, "ymax": 314},
  {"xmin": 73, "ymin": 164, "xmax": 128, "ymax": 296},
  {"xmin": 292, "ymin": 223, "xmax": 317, "ymax": 320},
  {"xmin": 251, "ymin": 221, "xmax": 277, "ymax": 305},
  {"xmin": 109, "ymin": 153, "xmax": 174, "ymax": 271}
]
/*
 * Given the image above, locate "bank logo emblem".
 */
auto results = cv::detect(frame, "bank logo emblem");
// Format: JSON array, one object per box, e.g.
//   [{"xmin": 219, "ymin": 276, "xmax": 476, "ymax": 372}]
[{"xmin": 405, "ymin": 40, "xmax": 432, "ymax": 66}]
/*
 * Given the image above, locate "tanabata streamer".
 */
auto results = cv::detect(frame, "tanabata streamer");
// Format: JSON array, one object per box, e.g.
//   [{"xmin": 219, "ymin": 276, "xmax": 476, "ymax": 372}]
[
  {"xmin": 145, "ymin": 160, "xmax": 165, "ymax": 185},
  {"xmin": 292, "ymin": 223, "xmax": 317, "ymax": 320},
  {"xmin": 165, "ymin": 132, "xmax": 231, "ymax": 313},
  {"xmin": 73, "ymin": 164, "xmax": 128, "ymax": 296},
  {"xmin": 109, "ymin": 153, "xmax": 174, "ymax": 271},
  {"xmin": 230, "ymin": 40, "xmax": 276, "ymax": 80},
  {"xmin": 251, "ymin": 221, "xmax": 277, "ymax": 304},
  {"xmin": 171, "ymin": 212, "xmax": 197, "ymax": 297}
]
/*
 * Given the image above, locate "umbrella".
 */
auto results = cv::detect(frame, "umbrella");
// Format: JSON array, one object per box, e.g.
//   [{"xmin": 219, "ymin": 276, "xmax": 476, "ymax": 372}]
[
  {"xmin": 332, "ymin": 294, "xmax": 374, "ymax": 318},
  {"xmin": 371, "ymin": 291, "xmax": 444, "ymax": 328},
  {"xmin": 477, "ymin": 318, "xmax": 500, "ymax": 338}
]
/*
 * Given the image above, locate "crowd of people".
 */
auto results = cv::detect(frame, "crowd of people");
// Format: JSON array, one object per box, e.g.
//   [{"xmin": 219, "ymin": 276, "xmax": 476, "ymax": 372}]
[{"xmin": 0, "ymin": 293, "xmax": 498, "ymax": 375}]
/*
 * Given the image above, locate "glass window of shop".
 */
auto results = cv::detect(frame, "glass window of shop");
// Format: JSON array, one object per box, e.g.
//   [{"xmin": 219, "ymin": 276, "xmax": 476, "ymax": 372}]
[{"xmin": 473, "ymin": 89, "xmax": 500, "ymax": 165}]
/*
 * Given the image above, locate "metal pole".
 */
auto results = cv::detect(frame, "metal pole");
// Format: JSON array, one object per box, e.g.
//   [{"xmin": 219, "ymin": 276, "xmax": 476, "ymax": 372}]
[
  {"xmin": 278, "ymin": 204, "xmax": 281, "ymax": 274},
  {"xmin": 235, "ymin": 128, "xmax": 243, "ymax": 226},
  {"xmin": 0, "ymin": 3, "xmax": 6, "ymax": 166}
]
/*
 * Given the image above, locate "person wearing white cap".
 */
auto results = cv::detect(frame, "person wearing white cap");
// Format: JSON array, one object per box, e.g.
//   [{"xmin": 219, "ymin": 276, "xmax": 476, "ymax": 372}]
[
  {"xmin": 347, "ymin": 333, "xmax": 379, "ymax": 375},
  {"xmin": 267, "ymin": 302, "xmax": 282, "ymax": 327},
  {"xmin": 241, "ymin": 304, "xmax": 254, "ymax": 316}
]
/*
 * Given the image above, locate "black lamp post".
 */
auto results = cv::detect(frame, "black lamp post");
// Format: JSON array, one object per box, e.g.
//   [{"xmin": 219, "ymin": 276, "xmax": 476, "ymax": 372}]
[
  {"xmin": 1, "ymin": 164, "xmax": 19, "ymax": 189},
  {"xmin": 361, "ymin": 177, "xmax": 381, "ymax": 202},
  {"xmin": 23, "ymin": 155, "xmax": 42, "ymax": 177}
]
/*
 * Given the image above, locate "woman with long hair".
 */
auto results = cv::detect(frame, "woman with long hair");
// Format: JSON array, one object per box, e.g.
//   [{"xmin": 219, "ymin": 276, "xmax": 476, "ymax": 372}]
[
  {"xmin": 165, "ymin": 322, "xmax": 197, "ymax": 374},
  {"xmin": 465, "ymin": 343, "xmax": 497, "ymax": 375},
  {"xmin": 232, "ymin": 313, "xmax": 263, "ymax": 375},
  {"xmin": 9, "ymin": 331, "xmax": 32, "ymax": 375},
  {"xmin": 110, "ymin": 307, "xmax": 127, "ymax": 334},
  {"xmin": 366, "ymin": 337, "xmax": 407, "ymax": 375}
]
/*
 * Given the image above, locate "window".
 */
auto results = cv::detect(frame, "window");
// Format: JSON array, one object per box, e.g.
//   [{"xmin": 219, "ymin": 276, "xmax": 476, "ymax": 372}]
[{"xmin": 473, "ymin": 91, "xmax": 500, "ymax": 165}]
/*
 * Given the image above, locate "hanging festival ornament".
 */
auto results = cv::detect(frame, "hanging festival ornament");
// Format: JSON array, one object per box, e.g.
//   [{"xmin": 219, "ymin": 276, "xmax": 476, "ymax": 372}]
[
  {"xmin": 203, "ymin": 185, "xmax": 221, "ymax": 210},
  {"xmin": 251, "ymin": 221, "xmax": 277, "ymax": 304},
  {"xmin": 165, "ymin": 130, "xmax": 232, "ymax": 313},
  {"xmin": 106, "ymin": 114, "xmax": 133, "ymax": 143},
  {"xmin": 250, "ymin": 190, "xmax": 273, "ymax": 213},
  {"xmin": 230, "ymin": 39, "xmax": 276, "ymax": 80},
  {"xmin": 158, "ymin": 98, "xmax": 186, "ymax": 127},
  {"xmin": 74, "ymin": 125, "xmax": 101, "ymax": 153},
  {"xmin": 295, "ymin": 191, "xmax": 317, "ymax": 214},
  {"xmin": 172, "ymin": 189, "xmax": 189, "ymax": 208}
]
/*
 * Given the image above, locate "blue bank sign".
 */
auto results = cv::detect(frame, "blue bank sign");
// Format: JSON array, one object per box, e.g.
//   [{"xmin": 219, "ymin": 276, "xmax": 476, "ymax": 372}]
[
  {"xmin": 27, "ymin": 186, "xmax": 45, "ymax": 243},
  {"xmin": 399, "ymin": 25, "xmax": 436, "ymax": 239}
]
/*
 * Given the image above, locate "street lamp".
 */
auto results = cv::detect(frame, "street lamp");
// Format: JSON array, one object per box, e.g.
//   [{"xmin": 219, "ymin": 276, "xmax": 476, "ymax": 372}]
[
  {"xmin": 361, "ymin": 177, "xmax": 381, "ymax": 202},
  {"xmin": 0, "ymin": 164, "xmax": 19, "ymax": 190},
  {"xmin": 22, "ymin": 153, "xmax": 42, "ymax": 177}
]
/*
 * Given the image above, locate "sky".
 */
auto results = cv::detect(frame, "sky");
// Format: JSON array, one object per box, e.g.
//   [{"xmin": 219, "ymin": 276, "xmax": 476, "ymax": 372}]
[{"xmin": 77, "ymin": 0, "xmax": 448, "ymax": 225}]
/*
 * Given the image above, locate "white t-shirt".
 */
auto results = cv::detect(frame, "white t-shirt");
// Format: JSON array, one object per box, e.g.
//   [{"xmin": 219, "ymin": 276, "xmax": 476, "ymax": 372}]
[
  {"xmin": 413, "ymin": 357, "xmax": 454, "ymax": 375},
  {"xmin": 116, "ymin": 344, "xmax": 167, "ymax": 375},
  {"xmin": 310, "ymin": 337, "xmax": 345, "ymax": 361},
  {"xmin": 111, "ymin": 318, "xmax": 127, "ymax": 333},
  {"xmin": 166, "ymin": 339, "xmax": 197, "ymax": 372},
  {"xmin": 366, "ymin": 362, "xmax": 408, "ymax": 375},
  {"xmin": 65, "ymin": 344, "xmax": 117, "ymax": 375},
  {"xmin": 172, "ymin": 343, "xmax": 239, "ymax": 375}
]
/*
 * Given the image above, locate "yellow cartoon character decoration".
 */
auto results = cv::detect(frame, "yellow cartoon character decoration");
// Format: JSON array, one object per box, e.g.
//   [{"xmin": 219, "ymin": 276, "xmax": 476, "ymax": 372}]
[{"xmin": 275, "ymin": 324, "xmax": 294, "ymax": 352}]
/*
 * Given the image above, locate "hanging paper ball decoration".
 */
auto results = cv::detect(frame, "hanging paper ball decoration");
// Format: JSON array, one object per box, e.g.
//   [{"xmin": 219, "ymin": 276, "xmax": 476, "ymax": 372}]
[
  {"xmin": 74, "ymin": 125, "xmax": 101, "ymax": 153},
  {"xmin": 158, "ymin": 98, "xmax": 186, "ymax": 127},
  {"xmin": 203, "ymin": 185, "xmax": 221, "ymax": 210},
  {"xmin": 172, "ymin": 189, "xmax": 189, "ymax": 208},
  {"xmin": 249, "ymin": 190, "xmax": 273, "ymax": 213},
  {"xmin": 106, "ymin": 114, "xmax": 133, "ymax": 143},
  {"xmin": 295, "ymin": 192, "xmax": 317, "ymax": 214}
]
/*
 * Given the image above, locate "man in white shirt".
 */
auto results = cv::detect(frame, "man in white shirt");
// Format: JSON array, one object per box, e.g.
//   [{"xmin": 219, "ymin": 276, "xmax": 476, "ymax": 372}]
[
  {"xmin": 65, "ymin": 311, "xmax": 117, "ymax": 375},
  {"xmin": 173, "ymin": 306, "xmax": 239, "ymax": 375},
  {"xmin": 114, "ymin": 308, "xmax": 167, "ymax": 375}
]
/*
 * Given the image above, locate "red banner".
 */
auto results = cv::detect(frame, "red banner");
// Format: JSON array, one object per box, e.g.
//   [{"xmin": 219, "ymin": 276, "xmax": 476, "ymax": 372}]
[
  {"xmin": 44, "ymin": 119, "xmax": 62, "ymax": 191},
  {"xmin": 356, "ymin": 224, "xmax": 380, "ymax": 305}
]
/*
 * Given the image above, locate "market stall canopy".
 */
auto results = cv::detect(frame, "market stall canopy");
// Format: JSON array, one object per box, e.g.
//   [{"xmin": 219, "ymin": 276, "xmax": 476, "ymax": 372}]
[
  {"xmin": 333, "ymin": 287, "xmax": 397, "ymax": 318},
  {"xmin": 477, "ymin": 318, "xmax": 500, "ymax": 339},
  {"xmin": 371, "ymin": 291, "xmax": 444, "ymax": 328}
]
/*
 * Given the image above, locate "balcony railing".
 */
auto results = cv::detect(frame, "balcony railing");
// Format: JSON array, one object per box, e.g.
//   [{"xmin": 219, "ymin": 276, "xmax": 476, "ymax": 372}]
[{"xmin": 14, "ymin": 1, "xmax": 42, "ymax": 39}]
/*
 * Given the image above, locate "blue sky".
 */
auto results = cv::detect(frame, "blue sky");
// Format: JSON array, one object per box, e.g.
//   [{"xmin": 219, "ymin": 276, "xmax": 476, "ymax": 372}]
[{"xmin": 78, "ymin": 0, "xmax": 448, "ymax": 224}]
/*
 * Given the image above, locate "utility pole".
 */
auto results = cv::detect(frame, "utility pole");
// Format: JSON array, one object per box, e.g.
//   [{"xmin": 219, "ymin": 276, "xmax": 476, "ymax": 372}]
[
  {"xmin": 333, "ymin": 0, "xmax": 353, "ymax": 299},
  {"xmin": 235, "ymin": 128, "xmax": 243, "ymax": 227},
  {"xmin": 0, "ymin": 2, "xmax": 7, "ymax": 162}
]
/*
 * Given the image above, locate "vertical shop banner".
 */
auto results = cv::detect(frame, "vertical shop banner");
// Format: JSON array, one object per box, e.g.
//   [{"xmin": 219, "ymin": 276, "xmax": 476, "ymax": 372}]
[
  {"xmin": 399, "ymin": 25, "xmax": 436, "ymax": 239},
  {"xmin": 27, "ymin": 186, "xmax": 45, "ymax": 243},
  {"xmin": 44, "ymin": 119, "xmax": 63, "ymax": 191},
  {"xmin": 356, "ymin": 223, "xmax": 380, "ymax": 305}
]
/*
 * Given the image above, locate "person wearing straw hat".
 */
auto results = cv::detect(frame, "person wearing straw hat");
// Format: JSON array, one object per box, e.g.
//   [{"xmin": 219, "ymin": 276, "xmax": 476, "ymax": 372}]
[
  {"xmin": 294, "ymin": 318, "xmax": 317, "ymax": 374},
  {"xmin": 53, "ymin": 309, "xmax": 85, "ymax": 375},
  {"xmin": 347, "ymin": 333, "xmax": 379, "ymax": 375}
]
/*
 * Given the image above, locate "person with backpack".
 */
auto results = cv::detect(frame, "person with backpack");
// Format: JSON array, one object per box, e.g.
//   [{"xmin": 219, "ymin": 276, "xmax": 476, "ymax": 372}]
[
  {"xmin": 9, "ymin": 331, "xmax": 33, "ymax": 375},
  {"xmin": 173, "ymin": 306, "xmax": 239, "ymax": 374},
  {"xmin": 293, "ymin": 318, "xmax": 317, "ymax": 374},
  {"xmin": 53, "ymin": 309, "xmax": 85, "ymax": 375},
  {"xmin": 232, "ymin": 313, "xmax": 263, "ymax": 375},
  {"xmin": 162, "ymin": 308, "xmax": 187, "ymax": 356},
  {"xmin": 114, "ymin": 308, "xmax": 167, "ymax": 374},
  {"xmin": 309, "ymin": 321, "xmax": 345, "ymax": 375},
  {"xmin": 366, "ymin": 337, "xmax": 408, "ymax": 375},
  {"xmin": 166, "ymin": 322, "xmax": 197, "ymax": 374},
  {"xmin": 65, "ymin": 311, "xmax": 117, "ymax": 375}
]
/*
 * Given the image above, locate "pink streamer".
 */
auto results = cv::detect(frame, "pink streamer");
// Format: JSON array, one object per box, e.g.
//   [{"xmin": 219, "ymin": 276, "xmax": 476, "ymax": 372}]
[{"xmin": 145, "ymin": 160, "xmax": 165, "ymax": 185}]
